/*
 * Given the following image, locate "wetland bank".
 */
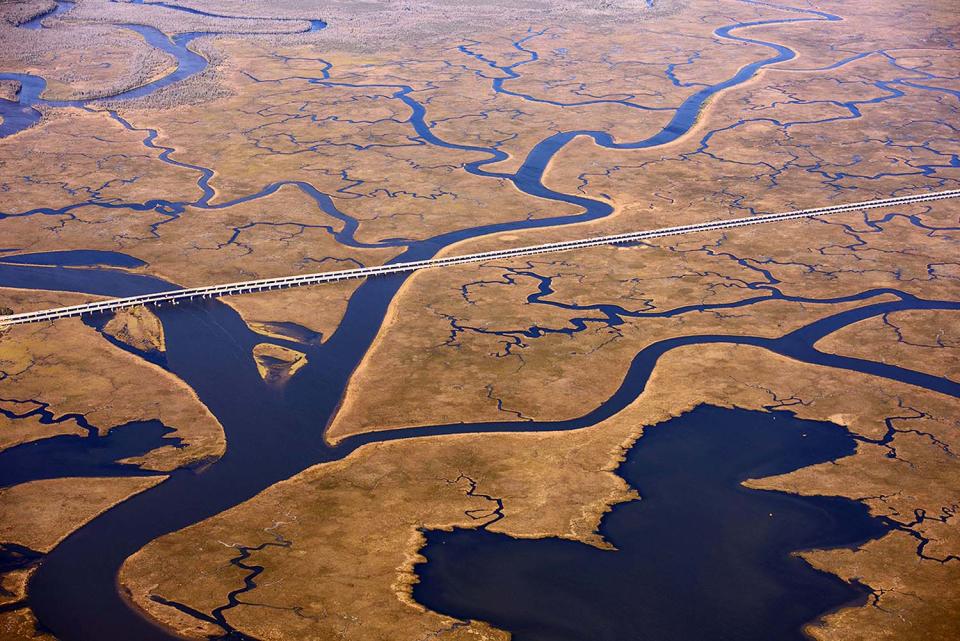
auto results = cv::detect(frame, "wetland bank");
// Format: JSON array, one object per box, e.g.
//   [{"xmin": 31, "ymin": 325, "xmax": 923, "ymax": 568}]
[
  {"xmin": 414, "ymin": 406, "xmax": 892, "ymax": 641},
  {"xmin": 1, "ymin": 0, "xmax": 959, "ymax": 639}
]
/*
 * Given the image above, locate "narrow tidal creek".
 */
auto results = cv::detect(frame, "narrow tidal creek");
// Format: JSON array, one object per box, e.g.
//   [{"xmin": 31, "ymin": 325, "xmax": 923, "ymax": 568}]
[{"xmin": 0, "ymin": 1, "xmax": 954, "ymax": 639}]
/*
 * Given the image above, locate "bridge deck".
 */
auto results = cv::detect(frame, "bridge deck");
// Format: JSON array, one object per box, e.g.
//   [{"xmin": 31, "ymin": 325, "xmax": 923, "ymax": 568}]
[{"xmin": 2, "ymin": 189, "xmax": 958, "ymax": 326}]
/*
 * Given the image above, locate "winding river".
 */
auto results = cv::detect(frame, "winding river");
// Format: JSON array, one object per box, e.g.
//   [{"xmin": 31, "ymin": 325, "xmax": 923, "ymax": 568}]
[
  {"xmin": 1, "ymin": 1, "xmax": 958, "ymax": 639},
  {"xmin": 0, "ymin": 2, "xmax": 325, "ymax": 138}
]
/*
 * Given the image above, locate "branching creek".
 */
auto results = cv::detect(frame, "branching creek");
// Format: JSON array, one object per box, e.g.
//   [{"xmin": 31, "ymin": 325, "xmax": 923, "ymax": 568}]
[{"xmin": 1, "ymin": 1, "xmax": 958, "ymax": 639}]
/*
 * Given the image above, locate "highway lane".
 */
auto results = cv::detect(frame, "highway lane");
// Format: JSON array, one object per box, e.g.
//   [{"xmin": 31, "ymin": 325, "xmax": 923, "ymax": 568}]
[{"xmin": 2, "ymin": 188, "xmax": 958, "ymax": 326}]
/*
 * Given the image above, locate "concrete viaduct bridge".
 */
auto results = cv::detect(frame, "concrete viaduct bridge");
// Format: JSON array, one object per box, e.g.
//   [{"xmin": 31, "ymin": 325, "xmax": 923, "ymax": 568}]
[{"xmin": 2, "ymin": 189, "xmax": 959, "ymax": 327}]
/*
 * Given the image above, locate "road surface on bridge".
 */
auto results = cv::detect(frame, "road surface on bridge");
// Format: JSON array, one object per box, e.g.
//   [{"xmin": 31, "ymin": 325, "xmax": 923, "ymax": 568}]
[{"xmin": 2, "ymin": 189, "xmax": 958, "ymax": 326}]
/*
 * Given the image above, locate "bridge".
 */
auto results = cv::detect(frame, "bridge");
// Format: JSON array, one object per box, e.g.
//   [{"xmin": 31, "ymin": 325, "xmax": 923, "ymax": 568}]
[{"xmin": 2, "ymin": 189, "xmax": 959, "ymax": 327}]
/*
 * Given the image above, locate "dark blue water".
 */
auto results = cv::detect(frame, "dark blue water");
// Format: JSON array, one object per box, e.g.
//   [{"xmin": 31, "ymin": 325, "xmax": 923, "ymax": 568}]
[
  {"xmin": 82, "ymin": 311, "xmax": 169, "ymax": 367},
  {"xmin": 246, "ymin": 320, "xmax": 324, "ymax": 345},
  {"xmin": 4, "ymin": 256, "xmax": 956, "ymax": 641},
  {"xmin": 0, "ymin": 249, "xmax": 146, "ymax": 268},
  {"xmin": 0, "ymin": 262, "xmax": 172, "ymax": 297},
  {"xmin": 1, "ymin": 0, "xmax": 956, "ymax": 639},
  {"xmin": 0, "ymin": 420, "xmax": 176, "ymax": 488},
  {"xmin": 413, "ymin": 406, "xmax": 891, "ymax": 641},
  {"xmin": 0, "ymin": 26, "xmax": 204, "ymax": 137},
  {"xmin": 0, "ymin": 73, "xmax": 46, "ymax": 137},
  {"xmin": 0, "ymin": 1, "xmax": 325, "ymax": 137},
  {"xmin": 0, "ymin": 542, "xmax": 43, "ymax": 610}
]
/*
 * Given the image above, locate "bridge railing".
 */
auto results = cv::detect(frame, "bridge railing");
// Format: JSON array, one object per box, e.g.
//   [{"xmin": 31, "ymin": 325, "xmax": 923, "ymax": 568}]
[{"xmin": 2, "ymin": 189, "xmax": 958, "ymax": 326}]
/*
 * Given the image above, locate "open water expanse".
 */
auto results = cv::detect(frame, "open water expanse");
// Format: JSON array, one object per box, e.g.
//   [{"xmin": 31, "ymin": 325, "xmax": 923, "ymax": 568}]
[{"xmin": 1, "ymin": 1, "xmax": 958, "ymax": 639}]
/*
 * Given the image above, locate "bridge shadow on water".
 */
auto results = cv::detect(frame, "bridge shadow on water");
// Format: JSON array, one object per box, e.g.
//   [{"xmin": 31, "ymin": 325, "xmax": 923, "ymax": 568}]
[{"xmin": 413, "ymin": 405, "xmax": 892, "ymax": 641}]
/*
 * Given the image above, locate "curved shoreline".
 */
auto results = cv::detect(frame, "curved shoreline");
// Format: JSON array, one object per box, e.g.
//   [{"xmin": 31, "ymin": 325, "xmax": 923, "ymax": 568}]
[
  {"xmin": 6, "ymin": 259, "xmax": 959, "ymax": 640},
  {"xmin": 0, "ymin": 1, "xmax": 327, "ymax": 138},
  {"xmin": 412, "ymin": 406, "xmax": 891, "ymax": 641},
  {"xmin": 18, "ymin": 0, "xmax": 74, "ymax": 29},
  {"xmin": 1, "ymin": 0, "xmax": 955, "ymax": 639}
]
